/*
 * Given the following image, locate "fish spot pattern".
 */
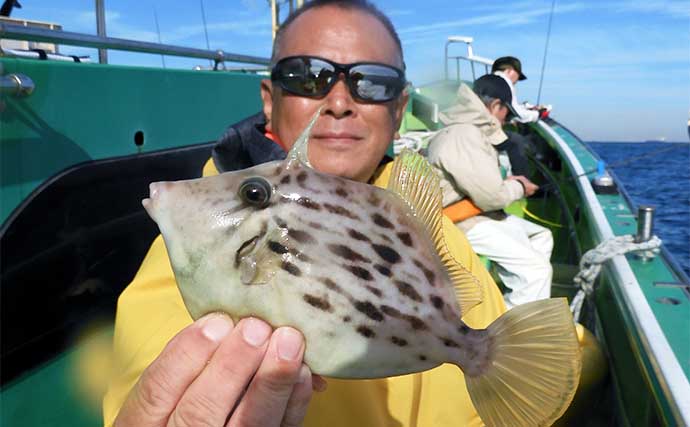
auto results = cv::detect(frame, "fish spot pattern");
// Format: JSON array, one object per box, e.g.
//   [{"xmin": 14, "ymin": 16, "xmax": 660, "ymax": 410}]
[
  {"xmin": 335, "ymin": 187, "xmax": 349, "ymax": 198},
  {"xmin": 308, "ymin": 221, "xmax": 324, "ymax": 230},
  {"xmin": 430, "ymin": 295, "xmax": 444, "ymax": 310},
  {"xmin": 356, "ymin": 325, "xmax": 375, "ymax": 338},
  {"xmin": 406, "ymin": 315, "xmax": 428, "ymax": 330},
  {"xmin": 372, "ymin": 264, "xmax": 392, "ymax": 278},
  {"xmin": 367, "ymin": 193, "xmax": 382, "ymax": 207},
  {"xmin": 353, "ymin": 300, "xmax": 384, "ymax": 321},
  {"xmin": 397, "ymin": 232, "xmax": 414, "ymax": 247},
  {"xmin": 324, "ymin": 203, "xmax": 361, "ymax": 220},
  {"xmin": 320, "ymin": 277, "xmax": 343, "ymax": 294},
  {"xmin": 372, "ymin": 213, "xmax": 394, "ymax": 229},
  {"xmin": 391, "ymin": 336, "xmax": 408, "ymax": 347},
  {"xmin": 289, "ymin": 248, "xmax": 312, "ymax": 263},
  {"xmin": 381, "ymin": 305, "xmax": 429, "ymax": 331},
  {"xmin": 365, "ymin": 285, "xmax": 382, "ymax": 297},
  {"xmin": 344, "ymin": 265, "xmax": 374, "ymax": 281},
  {"xmin": 414, "ymin": 260, "xmax": 436, "ymax": 285},
  {"xmin": 303, "ymin": 294, "xmax": 332, "ymax": 312},
  {"xmin": 295, "ymin": 197, "xmax": 321, "ymax": 211},
  {"xmin": 348, "ymin": 228, "xmax": 371, "ymax": 242},
  {"xmin": 394, "ymin": 280, "xmax": 423, "ymax": 302},
  {"xmin": 281, "ymin": 261, "xmax": 302, "ymax": 277},
  {"xmin": 372, "ymin": 244, "xmax": 401, "ymax": 264},
  {"xmin": 288, "ymin": 229, "xmax": 316, "ymax": 244},
  {"xmin": 280, "ymin": 175, "xmax": 291, "ymax": 185},
  {"xmin": 378, "ymin": 233, "xmax": 394, "ymax": 243},
  {"xmin": 328, "ymin": 244, "xmax": 371, "ymax": 263},
  {"xmin": 268, "ymin": 241, "xmax": 289, "ymax": 255},
  {"xmin": 441, "ymin": 338, "xmax": 460, "ymax": 348}
]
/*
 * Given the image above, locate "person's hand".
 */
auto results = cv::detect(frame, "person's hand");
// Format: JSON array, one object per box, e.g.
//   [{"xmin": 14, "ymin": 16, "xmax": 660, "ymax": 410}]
[
  {"xmin": 508, "ymin": 175, "xmax": 539, "ymax": 197},
  {"xmin": 114, "ymin": 313, "xmax": 326, "ymax": 427}
]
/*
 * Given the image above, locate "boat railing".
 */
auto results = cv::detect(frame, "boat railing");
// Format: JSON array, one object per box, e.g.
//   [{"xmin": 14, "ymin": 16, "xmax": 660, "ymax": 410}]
[
  {"xmin": 444, "ymin": 36, "xmax": 493, "ymax": 82},
  {"xmin": 0, "ymin": 22, "xmax": 271, "ymax": 69}
]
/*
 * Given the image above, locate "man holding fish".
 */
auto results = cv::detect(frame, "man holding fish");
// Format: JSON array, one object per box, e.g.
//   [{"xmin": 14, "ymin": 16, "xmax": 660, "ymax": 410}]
[{"xmin": 104, "ymin": 1, "xmax": 580, "ymax": 427}]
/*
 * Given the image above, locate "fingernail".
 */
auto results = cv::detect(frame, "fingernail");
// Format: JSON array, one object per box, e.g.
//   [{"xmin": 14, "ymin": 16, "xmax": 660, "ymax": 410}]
[
  {"xmin": 277, "ymin": 327, "xmax": 303, "ymax": 361},
  {"xmin": 201, "ymin": 313, "xmax": 233, "ymax": 342},
  {"xmin": 297, "ymin": 365, "xmax": 310, "ymax": 384},
  {"xmin": 241, "ymin": 318, "xmax": 271, "ymax": 347}
]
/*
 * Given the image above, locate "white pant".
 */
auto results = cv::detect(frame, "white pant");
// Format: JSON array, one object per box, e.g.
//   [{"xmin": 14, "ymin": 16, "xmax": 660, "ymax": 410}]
[{"xmin": 464, "ymin": 215, "xmax": 553, "ymax": 309}]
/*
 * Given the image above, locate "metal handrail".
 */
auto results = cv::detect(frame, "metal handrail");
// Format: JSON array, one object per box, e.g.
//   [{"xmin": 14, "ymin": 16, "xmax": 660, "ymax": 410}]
[
  {"xmin": 0, "ymin": 23, "xmax": 270, "ymax": 66},
  {"xmin": 444, "ymin": 36, "xmax": 493, "ymax": 82}
]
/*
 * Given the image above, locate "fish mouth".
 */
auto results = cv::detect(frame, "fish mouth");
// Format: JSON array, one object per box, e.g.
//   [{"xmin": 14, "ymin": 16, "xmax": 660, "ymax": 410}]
[{"xmin": 142, "ymin": 182, "xmax": 168, "ymax": 222}]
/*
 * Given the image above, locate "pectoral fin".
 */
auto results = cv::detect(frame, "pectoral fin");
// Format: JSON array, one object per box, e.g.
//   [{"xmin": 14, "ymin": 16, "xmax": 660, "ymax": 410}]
[{"xmin": 238, "ymin": 227, "xmax": 293, "ymax": 285}]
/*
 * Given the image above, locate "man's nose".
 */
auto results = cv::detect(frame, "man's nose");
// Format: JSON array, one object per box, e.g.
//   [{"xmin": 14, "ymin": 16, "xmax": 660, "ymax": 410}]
[{"xmin": 323, "ymin": 74, "xmax": 354, "ymax": 118}]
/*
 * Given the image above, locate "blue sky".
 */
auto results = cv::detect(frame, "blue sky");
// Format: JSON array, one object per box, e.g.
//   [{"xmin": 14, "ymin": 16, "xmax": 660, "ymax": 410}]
[{"xmin": 12, "ymin": 0, "xmax": 690, "ymax": 142}]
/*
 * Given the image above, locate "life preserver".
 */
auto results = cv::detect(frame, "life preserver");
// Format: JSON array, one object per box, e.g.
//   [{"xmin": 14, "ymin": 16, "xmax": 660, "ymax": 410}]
[
  {"xmin": 442, "ymin": 198, "xmax": 483, "ymax": 222},
  {"xmin": 554, "ymin": 323, "xmax": 609, "ymax": 425}
]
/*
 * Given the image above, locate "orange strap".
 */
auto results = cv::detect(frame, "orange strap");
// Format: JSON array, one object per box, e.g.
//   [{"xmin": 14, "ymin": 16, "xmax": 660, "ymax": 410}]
[
  {"xmin": 264, "ymin": 130, "xmax": 287, "ymax": 151},
  {"xmin": 442, "ymin": 199, "xmax": 483, "ymax": 223}
]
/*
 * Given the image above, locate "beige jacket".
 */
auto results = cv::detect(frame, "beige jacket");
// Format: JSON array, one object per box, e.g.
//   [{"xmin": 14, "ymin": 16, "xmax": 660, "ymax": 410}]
[{"xmin": 427, "ymin": 84, "xmax": 524, "ymax": 231}]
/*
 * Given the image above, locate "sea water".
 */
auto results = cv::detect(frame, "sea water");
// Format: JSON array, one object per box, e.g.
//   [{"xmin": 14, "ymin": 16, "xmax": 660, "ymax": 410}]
[{"xmin": 589, "ymin": 142, "xmax": 690, "ymax": 277}]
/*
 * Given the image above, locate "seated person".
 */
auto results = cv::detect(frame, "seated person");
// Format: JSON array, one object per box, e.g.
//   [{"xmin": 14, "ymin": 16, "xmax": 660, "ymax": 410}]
[
  {"xmin": 427, "ymin": 74, "xmax": 554, "ymax": 309},
  {"xmin": 103, "ymin": 2, "xmax": 507, "ymax": 426},
  {"xmin": 492, "ymin": 56, "xmax": 539, "ymax": 124},
  {"xmin": 491, "ymin": 56, "xmax": 544, "ymax": 177}
]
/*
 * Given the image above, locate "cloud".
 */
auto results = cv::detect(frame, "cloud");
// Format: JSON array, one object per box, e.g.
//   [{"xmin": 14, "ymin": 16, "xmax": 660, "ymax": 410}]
[
  {"xmin": 397, "ymin": 3, "xmax": 585, "ymax": 39},
  {"xmin": 610, "ymin": 0, "xmax": 690, "ymax": 19}
]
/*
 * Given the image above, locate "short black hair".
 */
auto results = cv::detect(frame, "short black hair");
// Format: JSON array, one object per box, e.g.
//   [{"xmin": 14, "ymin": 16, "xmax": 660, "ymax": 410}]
[{"xmin": 271, "ymin": 0, "xmax": 404, "ymax": 68}]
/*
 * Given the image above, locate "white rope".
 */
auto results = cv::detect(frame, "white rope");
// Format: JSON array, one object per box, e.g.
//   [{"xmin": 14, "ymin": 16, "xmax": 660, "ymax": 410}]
[
  {"xmin": 570, "ymin": 234, "xmax": 662, "ymax": 322},
  {"xmin": 393, "ymin": 131, "xmax": 437, "ymax": 154}
]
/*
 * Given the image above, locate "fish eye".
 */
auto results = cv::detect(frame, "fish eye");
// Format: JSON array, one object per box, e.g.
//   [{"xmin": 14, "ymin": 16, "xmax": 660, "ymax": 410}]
[{"xmin": 238, "ymin": 177, "xmax": 273, "ymax": 208}]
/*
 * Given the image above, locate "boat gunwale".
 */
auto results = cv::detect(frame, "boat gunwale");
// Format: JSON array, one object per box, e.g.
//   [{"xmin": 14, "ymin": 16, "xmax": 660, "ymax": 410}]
[
  {"xmin": 536, "ymin": 120, "xmax": 690, "ymax": 425},
  {"xmin": 550, "ymin": 121, "xmax": 690, "ymax": 291}
]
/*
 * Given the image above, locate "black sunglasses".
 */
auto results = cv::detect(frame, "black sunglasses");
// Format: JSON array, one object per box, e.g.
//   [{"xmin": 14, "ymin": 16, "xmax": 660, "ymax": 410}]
[{"xmin": 271, "ymin": 56, "xmax": 406, "ymax": 103}]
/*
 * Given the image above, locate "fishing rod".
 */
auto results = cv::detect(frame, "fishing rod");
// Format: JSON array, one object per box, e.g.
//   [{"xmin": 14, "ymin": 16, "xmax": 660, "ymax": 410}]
[
  {"xmin": 536, "ymin": 0, "xmax": 556, "ymax": 105},
  {"xmin": 536, "ymin": 143, "xmax": 687, "ymax": 191}
]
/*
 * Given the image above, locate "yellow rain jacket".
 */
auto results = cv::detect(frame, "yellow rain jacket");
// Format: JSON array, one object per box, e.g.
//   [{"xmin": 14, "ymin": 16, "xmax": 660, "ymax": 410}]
[{"xmin": 102, "ymin": 159, "xmax": 507, "ymax": 427}]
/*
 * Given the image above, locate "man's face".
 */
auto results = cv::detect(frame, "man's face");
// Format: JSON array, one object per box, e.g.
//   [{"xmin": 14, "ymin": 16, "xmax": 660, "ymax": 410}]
[
  {"xmin": 505, "ymin": 67, "xmax": 520, "ymax": 84},
  {"xmin": 260, "ymin": 6, "xmax": 408, "ymax": 183},
  {"xmin": 488, "ymin": 99, "xmax": 509, "ymax": 125}
]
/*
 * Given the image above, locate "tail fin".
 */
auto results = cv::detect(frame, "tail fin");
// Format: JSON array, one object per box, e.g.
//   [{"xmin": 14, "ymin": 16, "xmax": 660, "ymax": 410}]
[{"xmin": 465, "ymin": 298, "xmax": 581, "ymax": 427}]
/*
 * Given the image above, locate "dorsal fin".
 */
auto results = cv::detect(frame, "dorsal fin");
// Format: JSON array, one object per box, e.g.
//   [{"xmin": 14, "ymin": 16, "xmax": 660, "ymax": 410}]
[
  {"xmin": 286, "ymin": 107, "xmax": 322, "ymax": 168},
  {"xmin": 388, "ymin": 149, "xmax": 483, "ymax": 317}
]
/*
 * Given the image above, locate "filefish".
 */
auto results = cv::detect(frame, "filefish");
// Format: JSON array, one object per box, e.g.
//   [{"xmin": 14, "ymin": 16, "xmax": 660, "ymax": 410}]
[{"xmin": 142, "ymin": 112, "xmax": 581, "ymax": 427}]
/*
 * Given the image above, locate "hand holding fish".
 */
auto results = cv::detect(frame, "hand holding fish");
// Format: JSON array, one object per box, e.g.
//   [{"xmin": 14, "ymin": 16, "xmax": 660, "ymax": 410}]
[
  {"xmin": 141, "ymin": 113, "xmax": 581, "ymax": 427},
  {"xmin": 114, "ymin": 313, "xmax": 324, "ymax": 427}
]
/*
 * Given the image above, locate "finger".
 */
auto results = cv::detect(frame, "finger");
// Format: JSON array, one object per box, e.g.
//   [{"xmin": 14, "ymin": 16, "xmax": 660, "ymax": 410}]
[
  {"xmin": 281, "ymin": 365, "xmax": 315, "ymax": 427},
  {"xmin": 170, "ymin": 317, "xmax": 272, "ymax": 427},
  {"xmin": 114, "ymin": 313, "xmax": 234, "ymax": 427},
  {"xmin": 227, "ymin": 327, "xmax": 305, "ymax": 427}
]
